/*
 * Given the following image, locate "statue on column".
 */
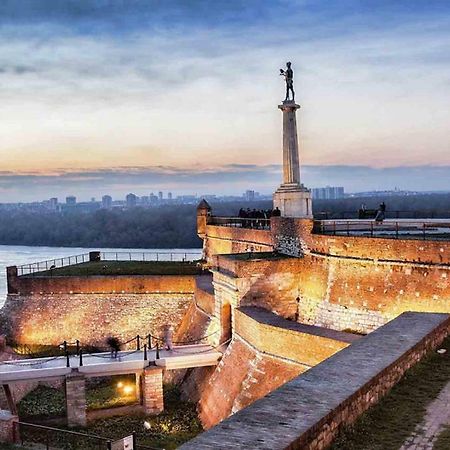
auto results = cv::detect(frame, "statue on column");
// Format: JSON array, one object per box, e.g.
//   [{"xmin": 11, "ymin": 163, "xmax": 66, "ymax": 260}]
[{"xmin": 280, "ymin": 61, "xmax": 295, "ymax": 102}]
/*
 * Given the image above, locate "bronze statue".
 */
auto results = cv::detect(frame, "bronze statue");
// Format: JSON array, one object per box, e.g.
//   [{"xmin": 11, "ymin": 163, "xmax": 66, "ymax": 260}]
[{"xmin": 280, "ymin": 61, "xmax": 295, "ymax": 102}]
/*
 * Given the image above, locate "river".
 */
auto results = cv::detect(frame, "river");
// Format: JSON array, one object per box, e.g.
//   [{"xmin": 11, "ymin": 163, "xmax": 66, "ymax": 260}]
[{"xmin": 0, "ymin": 245, "xmax": 202, "ymax": 307}]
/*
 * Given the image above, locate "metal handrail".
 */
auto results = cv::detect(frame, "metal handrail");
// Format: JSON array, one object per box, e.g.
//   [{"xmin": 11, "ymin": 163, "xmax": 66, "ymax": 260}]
[
  {"xmin": 16, "ymin": 251, "xmax": 202, "ymax": 276},
  {"xmin": 16, "ymin": 253, "xmax": 90, "ymax": 276},
  {"xmin": 313, "ymin": 219, "xmax": 450, "ymax": 240},
  {"xmin": 314, "ymin": 210, "xmax": 450, "ymax": 220},
  {"xmin": 207, "ymin": 216, "xmax": 271, "ymax": 229},
  {"xmin": 100, "ymin": 251, "xmax": 201, "ymax": 262}
]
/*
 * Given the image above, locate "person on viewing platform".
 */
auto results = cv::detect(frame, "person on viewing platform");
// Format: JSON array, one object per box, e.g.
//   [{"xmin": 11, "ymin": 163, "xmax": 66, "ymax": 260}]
[
  {"xmin": 164, "ymin": 325, "xmax": 174, "ymax": 351},
  {"xmin": 106, "ymin": 336, "xmax": 120, "ymax": 359},
  {"xmin": 375, "ymin": 201, "xmax": 386, "ymax": 224},
  {"xmin": 273, "ymin": 207, "xmax": 281, "ymax": 217}
]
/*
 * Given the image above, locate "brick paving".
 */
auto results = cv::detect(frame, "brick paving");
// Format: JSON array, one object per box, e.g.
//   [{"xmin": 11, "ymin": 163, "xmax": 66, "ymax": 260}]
[{"xmin": 400, "ymin": 380, "xmax": 450, "ymax": 450}]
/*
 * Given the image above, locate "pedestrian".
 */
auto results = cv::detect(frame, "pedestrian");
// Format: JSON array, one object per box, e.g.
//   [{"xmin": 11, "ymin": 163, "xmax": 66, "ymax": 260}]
[
  {"xmin": 106, "ymin": 336, "xmax": 120, "ymax": 359},
  {"xmin": 164, "ymin": 325, "xmax": 174, "ymax": 351},
  {"xmin": 375, "ymin": 201, "xmax": 386, "ymax": 224}
]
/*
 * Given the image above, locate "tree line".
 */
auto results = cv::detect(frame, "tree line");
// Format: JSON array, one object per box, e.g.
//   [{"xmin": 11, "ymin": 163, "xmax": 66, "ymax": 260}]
[{"xmin": 0, "ymin": 194, "xmax": 449, "ymax": 248}]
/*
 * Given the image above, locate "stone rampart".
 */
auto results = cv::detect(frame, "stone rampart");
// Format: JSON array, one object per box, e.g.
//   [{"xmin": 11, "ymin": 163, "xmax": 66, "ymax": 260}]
[
  {"xmin": 7, "ymin": 273, "xmax": 195, "ymax": 295},
  {"xmin": 1, "ymin": 292, "xmax": 193, "ymax": 346},
  {"xmin": 203, "ymin": 225, "xmax": 273, "ymax": 263},
  {"xmin": 196, "ymin": 306, "xmax": 358, "ymax": 429},
  {"xmin": 181, "ymin": 312, "xmax": 450, "ymax": 449}
]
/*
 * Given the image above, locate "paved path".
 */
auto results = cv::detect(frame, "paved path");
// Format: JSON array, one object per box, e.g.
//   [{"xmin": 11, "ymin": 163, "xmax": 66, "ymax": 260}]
[{"xmin": 400, "ymin": 381, "xmax": 450, "ymax": 449}]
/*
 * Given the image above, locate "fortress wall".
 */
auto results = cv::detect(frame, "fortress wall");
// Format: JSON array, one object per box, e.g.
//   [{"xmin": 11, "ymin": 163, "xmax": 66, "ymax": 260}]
[
  {"xmin": 182, "ymin": 313, "xmax": 450, "ymax": 450},
  {"xmin": 197, "ymin": 306, "xmax": 355, "ymax": 429},
  {"xmin": 203, "ymin": 225, "xmax": 273, "ymax": 263},
  {"xmin": 7, "ymin": 274, "xmax": 196, "ymax": 295},
  {"xmin": 233, "ymin": 254, "xmax": 450, "ymax": 334},
  {"xmin": 198, "ymin": 336, "xmax": 304, "ymax": 429},
  {"xmin": 1, "ymin": 292, "xmax": 193, "ymax": 346},
  {"xmin": 271, "ymin": 217, "xmax": 450, "ymax": 264}
]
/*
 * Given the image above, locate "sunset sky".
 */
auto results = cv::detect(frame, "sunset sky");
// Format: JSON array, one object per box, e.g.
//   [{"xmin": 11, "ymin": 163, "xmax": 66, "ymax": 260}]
[{"xmin": 1, "ymin": 0, "xmax": 450, "ymax": 201}]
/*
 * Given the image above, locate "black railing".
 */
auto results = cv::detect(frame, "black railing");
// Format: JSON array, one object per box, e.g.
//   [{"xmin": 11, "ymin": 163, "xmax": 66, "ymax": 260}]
[
  {"xmin": 208, "ymin": 216, "xmax": 271, "ymax": 230},
  {"xmin": 314, "ymin": 210, "xmax": 450, "ymax": 220},
  {"xmin": 16, "ymin": 251, "xmax": 202, "ymax": 276},
  {"xmin": 100, "ymin": 251, "xmax": 201, "ymax": 262},
  {"xmin": 17, "ymin": 253, "xmax": 90, "ymax": 276},
  {"xmin": 313, "ymin": 219, "xmax": 450, "ymax": 240}
]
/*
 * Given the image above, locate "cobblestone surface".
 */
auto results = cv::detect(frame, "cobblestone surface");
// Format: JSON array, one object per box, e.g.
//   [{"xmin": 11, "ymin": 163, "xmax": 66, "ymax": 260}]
[{"xmin": 400, "ymin": 380, "xmax": 450, "ymax": 450}]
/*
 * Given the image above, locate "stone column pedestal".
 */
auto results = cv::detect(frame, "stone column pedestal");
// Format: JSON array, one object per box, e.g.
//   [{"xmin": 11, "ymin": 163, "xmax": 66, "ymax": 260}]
[
  {"xmin": 65, "ymin": 371, "xmax": 87, "ymax": 427},
  {"xmin": 0, "ymin": 411, "xmax": 19, "ymax": 443},
  {"xmin": 273, "ymin": 100, "xmax": 313, "ymax": 218},
  {"xmin": 142, "ymin": 367, "xmax": 164, "ymax": 415}
]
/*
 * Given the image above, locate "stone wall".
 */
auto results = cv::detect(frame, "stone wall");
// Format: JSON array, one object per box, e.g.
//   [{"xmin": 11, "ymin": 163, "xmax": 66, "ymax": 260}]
[
  {"xmin": 196, "ymin": 306, "xmax": 358, "ymax": 429},
  {"xmin": 181, "ymin": 312, "xmax": 450, "ymax": 449},
  {"xmin": 7, "ymin": 273, "xmax": 196, "ymax": 295},
  {"xmin": 1, "ymin": 292, "xmax": 193, "ymax": 345},
  {"xmin": 203, "ymin": 225, "xmax": 273, "ymax": 264}
]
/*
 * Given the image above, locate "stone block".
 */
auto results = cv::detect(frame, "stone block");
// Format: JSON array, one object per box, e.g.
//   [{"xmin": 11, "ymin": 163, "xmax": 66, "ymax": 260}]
[
  {"xmin": 142, "ymin": 367, "xmax": 164, "ymax": 415},
  {"xmin": 65, "ymin": 371, "xmax": 87, "ymax": 427}
]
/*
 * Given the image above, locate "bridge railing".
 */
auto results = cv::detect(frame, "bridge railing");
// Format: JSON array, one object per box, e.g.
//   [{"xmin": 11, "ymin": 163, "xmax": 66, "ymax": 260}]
[
  {"xmin": 207, "ymin": 216, "xmax": 271, "ymax": 230},
  {"xmin": 313, "ymin": 220, "xmax": 450, "ymax": 240}
]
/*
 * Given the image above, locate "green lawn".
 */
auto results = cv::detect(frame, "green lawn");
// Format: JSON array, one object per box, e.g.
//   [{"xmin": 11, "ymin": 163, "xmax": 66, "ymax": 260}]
[
  {"xmin": 330, "ymin": 336, "xmax": 450, "ymax": 450},
  {"xmin": 28, "ymin": 260, "xmax": 203, "ymax": 277}
]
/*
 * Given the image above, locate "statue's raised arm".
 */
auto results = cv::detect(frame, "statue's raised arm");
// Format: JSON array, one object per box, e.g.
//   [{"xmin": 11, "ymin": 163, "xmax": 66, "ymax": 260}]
[{"xmin": 280, "ymin": 61, "xmax": 295, "ymax": 102}]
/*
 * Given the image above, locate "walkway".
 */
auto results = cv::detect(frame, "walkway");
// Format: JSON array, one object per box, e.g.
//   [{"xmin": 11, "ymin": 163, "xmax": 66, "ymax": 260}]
[
  {"xmin": 400, "ymin": 381, "xmax": 450, "ymax": 450},
  {"xmin": 0, "ymin": 344, "xmax": 222, "ymax": 383}
]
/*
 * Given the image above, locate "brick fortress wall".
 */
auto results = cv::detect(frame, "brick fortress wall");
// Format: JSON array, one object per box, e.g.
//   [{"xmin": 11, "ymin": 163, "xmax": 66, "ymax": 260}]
[{"xmin": 1, "ymin": 274, "xmax": 199, "ymax": 346}]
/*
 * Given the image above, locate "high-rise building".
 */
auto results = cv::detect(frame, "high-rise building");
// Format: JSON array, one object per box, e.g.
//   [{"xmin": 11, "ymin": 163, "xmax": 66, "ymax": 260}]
[
  {"xmin": 150, "ymin": 193, "xmax": 158, "ymax": 205},
  {"xmin": 158, "ymin": 191, "xmax": 163, "ymax": 202},
  {"xmin": 312, "ymin": 186, "xmax": 345, "ymax": 200},
  {"xmin": 102, "ymin": 195, "xmax": 112, "ymax": 209},
  {"xmin": 49, "ymin": 198, "xmax": 58, "ymax": 210},
  {"xmin": 66, "ymin": 196, "xmax": 76, "ymax": 205},
  {"xmin": 126, "ymin": 193, "xmax": 137, "ymax": 208},
  {"xmin": 244, "ymin": 190, "xmax": 255, "ymax": 201},
  {"xmin": 168, "ymin": 192, "xmax": 173, "ymax": 201}
]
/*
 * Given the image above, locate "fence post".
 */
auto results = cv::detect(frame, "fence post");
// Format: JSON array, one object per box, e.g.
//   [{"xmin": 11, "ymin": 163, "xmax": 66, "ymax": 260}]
[
  {"xmin": 66, "ymin": 351, "xmax": 70, "ymax": 368},
  {"xmin": 79, "ymin": 350, "xmax": 83, "ymax": 367},
  {"xmin": 136, "ymin": 335, "xmax": 140, "ymax": 351},
  {"xmin": 76, "ymin": 340, "xmax": 80, "ymax": 355},
  {"xmin": 156, "ymin": 343, "xmax": 160, "ymax": 359},
  {"xmin": 132, "ymin": 432, "xmax": 137, "ymax": 448},
  {"xmin": 148, "ymin": 334, "xmax": 152, "ymax": 349},
  {"xmin": 63, "ymin": 340, "xmax": 67, "ymax": 354},
  {"xmin": 144, "ymin": 344, "xmax": 148, "ymax": 361}
]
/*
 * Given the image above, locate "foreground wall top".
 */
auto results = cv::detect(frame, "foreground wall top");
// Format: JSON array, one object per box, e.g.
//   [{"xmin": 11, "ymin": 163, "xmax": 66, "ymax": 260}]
[{"xmin": 180, "ymin": 312, "xmax": 450, "ymax": 449}]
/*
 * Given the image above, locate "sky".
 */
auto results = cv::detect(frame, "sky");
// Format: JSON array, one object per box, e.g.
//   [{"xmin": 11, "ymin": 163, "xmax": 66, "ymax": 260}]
[{"xmin": 1, "ymin": 0, "xmax": 450, "ymax": 201}]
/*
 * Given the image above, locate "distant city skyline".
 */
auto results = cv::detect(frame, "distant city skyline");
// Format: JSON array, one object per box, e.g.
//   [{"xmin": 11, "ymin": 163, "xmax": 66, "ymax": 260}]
[{"xmin": 1, "ymin": 1, "xmax": 450, "ymax": 200}]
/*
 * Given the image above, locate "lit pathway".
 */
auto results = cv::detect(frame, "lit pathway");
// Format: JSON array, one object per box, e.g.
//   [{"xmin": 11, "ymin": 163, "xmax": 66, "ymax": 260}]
[
  {"xmin": 0, "ymin": 344, "xmax": 222, "ymax": 383},
  {"xmin": 400, "ymin": 381, "xmax": 450, "ymax": 450}
]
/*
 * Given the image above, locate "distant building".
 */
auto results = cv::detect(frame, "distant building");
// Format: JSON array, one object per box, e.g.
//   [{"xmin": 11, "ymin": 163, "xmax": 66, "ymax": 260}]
[
  {"xmin": 140, "ymin": 195, "xmax": 149, "ymax": 205},
  {"xmin": 126, "ymin": 193, "xmax": 137, "ymax": 208},
  {"xmin": 49, "ymin": 198, "xmax": 58, "ymax": 210},
  {"xmin": 150, "ymin": 193, "xmax": 158, "ymax": 205},
  {"xmin": 66, "ymin": 196, "xmax": 77, "ymax": 205},
  {"xmin": 102, "ymin": 195, "xmax": 112, "ymax": 209},
  {"xmin": 244, "ymin": 190, "xmax": 256, "ymax": 201},
  {"xmin": 158, "ymin": 191, "xmax": 163, "ymax": 202},
  {"xmin": 312, "ymin": 186, "xmax": 345, "ymax": 200},
  {"xmin": 168, "ymin": 192, "xmax": 173, "ymax": 201}
]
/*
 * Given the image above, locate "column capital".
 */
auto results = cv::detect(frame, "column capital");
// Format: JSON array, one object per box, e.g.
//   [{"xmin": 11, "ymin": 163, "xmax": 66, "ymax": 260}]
[{"xmin": 278, "ymin": 101, "xmax": 300, "ymax": 111}]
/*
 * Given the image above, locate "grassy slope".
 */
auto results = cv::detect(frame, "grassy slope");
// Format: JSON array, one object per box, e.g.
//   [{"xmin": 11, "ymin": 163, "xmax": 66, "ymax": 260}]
[{"xmin": 330, "ymin": 336, "xmax": 450, "ymax": 450}]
